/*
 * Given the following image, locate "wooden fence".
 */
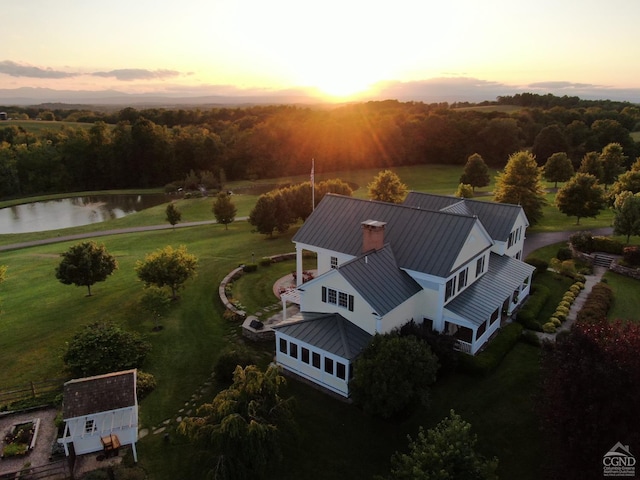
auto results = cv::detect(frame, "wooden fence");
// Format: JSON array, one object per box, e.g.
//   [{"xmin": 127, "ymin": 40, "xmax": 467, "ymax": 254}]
[
  {"xmin": 0, "ymin": 379, "xmax": 66, "ymax": 408},
  {"xmin": 0, "ymin": 460, "xmax": 70, "ymax": 480}
]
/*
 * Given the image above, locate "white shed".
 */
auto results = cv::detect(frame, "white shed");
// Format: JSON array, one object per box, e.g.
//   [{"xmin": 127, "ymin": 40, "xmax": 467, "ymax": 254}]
[{"xmin": 58, "ymin": 370, "xmax": 139, "ymax": 462}]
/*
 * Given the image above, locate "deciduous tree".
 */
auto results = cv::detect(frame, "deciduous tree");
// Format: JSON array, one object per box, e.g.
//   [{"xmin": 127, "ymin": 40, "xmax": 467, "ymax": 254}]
[
  {"xmin": 179, "ymin": 365, "xmax": 295, "ymax": 480},
  {"xmin": 539, "ymin": 321, "xmax": 640, "ymax": 480},
  {"xmin": 135, "ymin": 245, "xmax": 198, "ymax": 300},
  {"xmin": 459, "ymin": 153, "xmax": 490, "ymax": 192},
  {"xmin": 613, "ymin": 191, "xmax": 640, "ymax": 243},
  {"xmin": 493, "ymin": 151, "xmax": 547, "ymax": 225},
  {"xmin": 599, "ymin": 142, "xmax": 627, "ymax": 189},
  {"xmin": 367, "ymin": 170, "xmax": 408, "ymax": 203},
  {"xmin": 577, "ymin": 151, "xmax": 603, "ymax": 180},
  {"xmin": 543, "ymin": 152, "xmax": 574, "ymax": 188},
  {"xmin": 350, "ymin": 334, "xmax": 439, "ymax": 419},
  {"xmin": 55, "ymin": 241, "xmax": 118, "ymax": 296},
  {"xmin": 63, "ymin": 322, "xmax": 151, "ymax": 377},
  {"xmin": 212, "ymin": 192, "xmax": 237, "ymax": 230},
  {"xmin": 555, "ymin": 173, "xmax": 605, "ymax": 225},
  {"xmin": 387, "ymin": 410, "xmax": 498, "ymax": 480}
]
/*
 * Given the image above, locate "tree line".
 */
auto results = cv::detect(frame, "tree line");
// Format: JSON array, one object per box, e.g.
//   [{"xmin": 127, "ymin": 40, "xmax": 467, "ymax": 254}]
[{"xmin": 0, "ymin": 94, "xmax": 638, "ymax": 198}]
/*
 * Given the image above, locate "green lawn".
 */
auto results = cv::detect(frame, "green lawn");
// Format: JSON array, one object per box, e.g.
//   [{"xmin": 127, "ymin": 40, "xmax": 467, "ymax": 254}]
[
  {"xmin": 605, "ymin": 271, "xmax": 640, "ymax": 322},
  {"xmin": 0, "ymin": 162, "xmax": 630, "ymax": 479}
]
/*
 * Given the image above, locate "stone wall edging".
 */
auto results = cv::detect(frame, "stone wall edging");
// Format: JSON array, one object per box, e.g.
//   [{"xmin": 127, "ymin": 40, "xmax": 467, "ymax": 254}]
[
  {"xmin": 218, "ymin": 252, "xmax": 297, "ymax": 320},
  {"xmin": 570, "ymin": 244, "xmax": 640, "ymax": 280}
]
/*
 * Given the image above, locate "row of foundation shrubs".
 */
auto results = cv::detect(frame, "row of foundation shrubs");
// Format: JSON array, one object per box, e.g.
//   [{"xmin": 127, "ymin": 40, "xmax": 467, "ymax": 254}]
[
  {"xmin": 456, "ymin": 323, "xmax": 524, "ymax": 376},
  {"xmin": 575, "ymin": 282, "xmax": 614, "ymax": 323},
  {"xmin": 515, "ymin": 285, "xmax": 550, "ymax": 332},
  {"xmin": 541, "ymin": 281, "xmax": 585, "ymax": 333}
]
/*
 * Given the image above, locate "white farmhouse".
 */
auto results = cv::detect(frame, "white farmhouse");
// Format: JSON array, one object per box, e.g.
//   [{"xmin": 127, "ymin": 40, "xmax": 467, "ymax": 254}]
[
  {"xmin": 275, "ymin": 192, "xmax": 534, "ymax": 397},
  {"xmin": 58, "ymin": 370, "xmax": 139, "ymax": 462}
]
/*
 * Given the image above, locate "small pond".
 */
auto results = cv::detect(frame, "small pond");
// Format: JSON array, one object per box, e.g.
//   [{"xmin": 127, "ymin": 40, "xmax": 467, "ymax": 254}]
[{"xmin": 0, "ymin": 194, "xmax": 168, "ymax": 234}]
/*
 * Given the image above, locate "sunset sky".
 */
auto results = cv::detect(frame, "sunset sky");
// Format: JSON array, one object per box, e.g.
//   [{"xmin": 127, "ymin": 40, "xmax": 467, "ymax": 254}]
[{"xmin": 3, "ymin": 0, "xmax": 640, "ymax": 103}]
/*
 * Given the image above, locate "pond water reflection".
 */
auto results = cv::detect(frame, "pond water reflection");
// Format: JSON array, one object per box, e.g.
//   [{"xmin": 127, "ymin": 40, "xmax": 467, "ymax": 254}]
[{"xmin": 0, "ymin": 194, "xmax": 168, "ymax": 234}]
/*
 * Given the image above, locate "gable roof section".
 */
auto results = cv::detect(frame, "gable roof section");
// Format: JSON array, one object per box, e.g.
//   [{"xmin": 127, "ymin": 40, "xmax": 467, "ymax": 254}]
[
  {"xmin": 274, "ymin": 313, "xmax": 371, "ymax": 360},
  {"xmin": 444, "ymin": 253, "xmax": 535, "ymax": 326},
  {"xmin": 337, "ymin": 245, "xmax": 422, "ymax": 316},
  {"xmin": 403, "ymin": 192, "xmax": 527, "ymax": 241},
  {"xmin": 63, "ymin": 370, "xmax": 137, "ymax": 419},
  {"xmin": 293, "ymin": 194, "xmax": 479, "ymax": 277}
]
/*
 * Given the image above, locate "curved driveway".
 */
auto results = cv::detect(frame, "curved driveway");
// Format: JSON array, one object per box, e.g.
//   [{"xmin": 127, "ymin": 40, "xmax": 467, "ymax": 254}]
[{"xmin": 0, "ymin": 221, "xmax": 612, "ymax": 256}]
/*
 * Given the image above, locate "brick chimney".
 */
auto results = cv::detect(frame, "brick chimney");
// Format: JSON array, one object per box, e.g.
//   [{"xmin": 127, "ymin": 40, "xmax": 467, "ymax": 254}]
[{"xmin": 361, "ymin": 220, "xmax": 386, "ymax": 253}]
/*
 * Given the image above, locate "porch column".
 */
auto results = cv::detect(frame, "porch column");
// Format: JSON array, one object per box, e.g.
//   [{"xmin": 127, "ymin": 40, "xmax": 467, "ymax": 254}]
[
  {"xmin": 296, "ymin": 246, "xmax": 304, "ymax": 288},
  {"xmin": 282, "ymin": 296, "xmax": 287, "ymax": 322}
]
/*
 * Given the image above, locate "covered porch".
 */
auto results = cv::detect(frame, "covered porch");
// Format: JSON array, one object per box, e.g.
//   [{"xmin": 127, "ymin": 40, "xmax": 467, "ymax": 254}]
[{"xmin": 443, "ymin": 253, "xmax": 535, "ymax": 355}]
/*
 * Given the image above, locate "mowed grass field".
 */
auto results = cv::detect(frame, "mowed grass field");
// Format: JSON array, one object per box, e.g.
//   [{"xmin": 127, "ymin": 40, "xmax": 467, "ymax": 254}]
[{"xmin": 0, "ymin": 162, "xmax": 635, "ymax": 479}]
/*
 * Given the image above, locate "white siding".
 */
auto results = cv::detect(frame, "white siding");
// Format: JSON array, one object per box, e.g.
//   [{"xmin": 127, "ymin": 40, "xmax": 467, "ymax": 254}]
[
  {"xmin": 275, "ymin": 333, "xmax": 350, "ymax": 397},
  {"xmin": 61, "ymin": 406, "xmax": 138, "ymax": 456}
]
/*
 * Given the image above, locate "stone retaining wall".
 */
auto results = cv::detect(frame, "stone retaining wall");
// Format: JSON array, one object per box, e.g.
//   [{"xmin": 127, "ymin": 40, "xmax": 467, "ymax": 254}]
[
  {"xmin": 218, "ymin": 252, "xmax": 296, "ymax": 322},
  {"xmin": 570, "ymin": 244, "xmax": 640, "ymax": 280}
]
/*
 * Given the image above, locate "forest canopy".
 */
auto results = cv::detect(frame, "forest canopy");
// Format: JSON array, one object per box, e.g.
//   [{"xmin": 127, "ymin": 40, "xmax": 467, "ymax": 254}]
[{"xmin": 0, "ymin": 93, "xmax": 638, "ymax": 197}]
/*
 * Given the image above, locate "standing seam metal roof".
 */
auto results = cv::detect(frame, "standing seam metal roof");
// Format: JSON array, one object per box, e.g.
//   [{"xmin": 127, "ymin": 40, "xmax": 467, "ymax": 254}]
[
  {"xmin": 444, "ymin": 253, "xmax": 535, "ymax": 326},
  {"xmin": 337, "ymin": 245, "xmax": 422, "ymax": 316},
  {"xmin": 403, "ymin": 191, "xmax": 527, "ymax": 241},
  {"xmin": 293, "ymin": 194, "xmax": 479, "ymax": 277},
  {"xmin": 273, "ymin": 313, "xmax": 372, "ymax": 360}
]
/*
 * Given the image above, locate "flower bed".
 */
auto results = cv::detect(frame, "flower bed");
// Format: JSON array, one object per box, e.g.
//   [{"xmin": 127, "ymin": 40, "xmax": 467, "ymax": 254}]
[{"xmin": 1, "ymin": 418, "xmax": 40, "ymax": 458}]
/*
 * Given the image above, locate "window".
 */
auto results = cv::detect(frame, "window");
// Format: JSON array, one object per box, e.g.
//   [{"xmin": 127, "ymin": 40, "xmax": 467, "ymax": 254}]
[
  {"xmin": 279, "ymin": 338, "xmax": 287, "ymax": 353},
  {"xmin": 445, "ymin": 277, "xmax": 456, "ymax": 301},
  {"xmin": 324, "ymin": 357, "xmax": 334, "ymax": 374},
  {"xmin": 490, "ymin": 308, "xmax": 499, "ymax": 325},
  {"xmin": 331, "ymin": 256, "xmax": 338, "ymax": 268},
  {"xmin": 338, "ymin": 292, "xmax": 348, "ymax": 308},
  {"xmin": 328, "ymin": 288, "xmax": 337, "ymax": 304},
  {"xmin": 476, "ymin": 320, "xmax": 487, "ymax": 340},
  {"xmin": 312, "ymin": 352, "xmax": 321, "ymax": 369},
  {"xmin": 322, "ymin": 287, "xmax": 354, "ymax": 312},
  {"xmin": 458, "ymin": 268, "xmax": 468, "ymax": 289},
  {"xmin": 475, "ymin": 256, "xmax": 485, "ymax": 277},
  {"xmin": 336, "ymin": 362, "xmax": 346, "ymax": 380},
  {"xmin": 289, "ymin": 342, "xmax": 298, "ymax": 359},
  {"xmin": 301, "ymin": 347, "xmax": 310, "ymax": 364},
  {"xmin": 84, "ymin": 419, "xmax": 95, "ymax": 434}
]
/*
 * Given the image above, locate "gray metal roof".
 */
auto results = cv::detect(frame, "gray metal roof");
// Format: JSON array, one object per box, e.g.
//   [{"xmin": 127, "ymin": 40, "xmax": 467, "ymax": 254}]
[
  {"xmin": 337, "ymin": 245, "xmax": 422, "ymax": 316},
  {"xmin": 403, "ymin": 192, "xmax": 527, "ymax": 241},
  {"xmin": 445, "ymin": 253, "xmax": 535, "ymax": 326},
  {"xmin": 293, "ymin": 194, "xmax": 479, "ymax": 277},
  {"xmin": 273, "ymin": 313, "xmax": 372, "ymax": 360}
]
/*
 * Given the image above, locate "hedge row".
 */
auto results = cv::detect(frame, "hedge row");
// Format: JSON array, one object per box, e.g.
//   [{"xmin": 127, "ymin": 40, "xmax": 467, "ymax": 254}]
[
  {"xmin": 457, "ymin": 323, "xmax": 524, "ymax": 376},
  {"xmin": 570, "ymin": 232, "xmax": 624, "ymax": 255},
  {"xmin": 575, "ymin": 282, "xmax": 614, "ymax": 324},
  {"xmin": 515, "ymin": 285, "xmax": 550, "ymax": 331}
]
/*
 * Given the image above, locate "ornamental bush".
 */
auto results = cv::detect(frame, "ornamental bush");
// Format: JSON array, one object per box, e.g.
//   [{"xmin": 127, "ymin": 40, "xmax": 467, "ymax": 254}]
[{"xmin": 543, "ymin": 322, "xmax": 557, "ymax": 333}]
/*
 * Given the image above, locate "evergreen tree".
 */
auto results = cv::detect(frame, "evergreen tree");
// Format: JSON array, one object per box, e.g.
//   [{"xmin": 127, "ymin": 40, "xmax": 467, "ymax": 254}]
[
  {"xmin": 165, "ymin": 202, "xmax": 181, "ymax": 230},
  {"xmin": 212, "ymin": 192, "xmax": 237, "ymax": 230},
  {"xmin": 493, "ymin": 151, "xmax": 547, "ymax": 225},
  {"xmin": 600, "ymin": 142, "xmax": 627, "ymax": 189},
  {"xmin": 387, "ymin": 410, "xmax": 498, "ymax": 480}
]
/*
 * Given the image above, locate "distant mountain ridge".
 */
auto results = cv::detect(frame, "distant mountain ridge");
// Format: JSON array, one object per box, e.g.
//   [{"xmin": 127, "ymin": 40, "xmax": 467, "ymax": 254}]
[{"xmin": 0, "ymin": 87, "xmax": 324, "ymax": 107}]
